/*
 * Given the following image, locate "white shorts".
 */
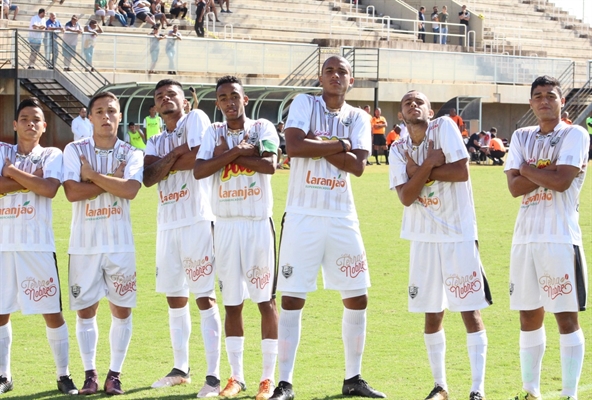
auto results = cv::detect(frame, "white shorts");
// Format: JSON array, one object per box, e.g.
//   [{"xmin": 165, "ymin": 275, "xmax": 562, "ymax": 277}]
[
  {"xmin": 510, "ymin": 243, "xmax": 588, "ymax": 313},
  {"xmin": 0, "ymin": 252, "xmax": 63, "ymax": 315},
  {"xmin": 408, "ymin": 241, "xmax": 492, "ymax": 313},
  {"xmin": 69, "ymin": 253, "xmax": 137, "ymax": 310},
  {"xmin": 215, "ymin": 218, "xmax": 276, "ymax": 306},
  {"xmin": 156, "ymin": 222, "xmax": 216, "ymax": 298},
  {"xmin": 277, "ymin": 213, "xmax": 371, "ymax": 293}
]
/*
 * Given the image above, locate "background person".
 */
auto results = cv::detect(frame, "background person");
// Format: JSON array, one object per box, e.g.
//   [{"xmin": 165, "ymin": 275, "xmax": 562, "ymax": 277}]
[{"xmin": 71, "ymin": 107, "xmax": 93, "ymax": 141}]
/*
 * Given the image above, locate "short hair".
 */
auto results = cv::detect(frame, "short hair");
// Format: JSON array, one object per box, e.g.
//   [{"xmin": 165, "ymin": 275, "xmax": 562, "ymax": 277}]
[
  {"xmin": 155, "ymin": 79, "xmax": 183, "ymax": 93},
  {"xmin": 419, "ymin": 6, "xmax": 425, "ymax": 11},
  {"xmin": 530, "ymin": 75, "xmax": 562, "ymax": 98},
  {"xmin": 491, "ymin": 132, "xmax": 497, "ymax": 138},
  {"xmin": 489, "ymin": 127, "xmax": 497, "ymax": 133},
  {"xmin": 321, "ymin": 55, "xmax": 352, "ymax": 75},
  {"xmin": 88, "ymin": 91, "xmax": 119, "ymax": 115},
  {"xmin": 16, "ymin": 97, "xmax": 44, "ymax": 120},
  {"xmin": 128, "ymin": 122, "xmax": 136, "ymax": 126},
  {"xmin": 38, "ymin": 8, "xmax": 45, "ymax": 14},
  {"xmin": 216, "ymin": 75, "xmax": 242, "ymax": 91}
]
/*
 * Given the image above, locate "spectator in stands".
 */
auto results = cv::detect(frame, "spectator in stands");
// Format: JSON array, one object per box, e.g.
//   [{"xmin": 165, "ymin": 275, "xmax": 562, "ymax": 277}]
[
  {"xmin": 561, "ymin": 111, "xmax": 572, "ymax": 125},
  {"xmin": 219, "ymin": 0, "xmax": 231, "ymax": 13},
  {"xmin": 438, "ymin": 5, "xmax": 448, "ymax": 44},
  {"xmin": 63, "ymin": 15, "xmax": 82, "ymax": 71},
  {"xmin": 449, "ymin": 107, "xmax": 464, "ymax": 132},
  {"xmin": 83, "ymin": 19, "xmax": 102, "ymax": 70},
  {"xmin": 95, "ymin": 0, "xmax": 114, "ymax": 26},
  {"xmin": 118, "ymin": 0, "xmax": 136, "ymax": 27},
  {"xmin": 203, "ymin": 0, "xmax": 220, "ymax": 23},
  {"xmin": 27, "ymin": 8, "xmax": 46, "ymax": 69},
  {"xmin": 148, "ymin": 24, "xmax": 165, "ymax": 74},
  {"xmin": 166, "ymin": 24, "xmax": 181, "ymax": 75},
  {"xmin": 430, "ymin": 6, "xmax": 439, "ymax": 44},
  {"xmin": 418, "ymin": 6, "xmax": 426, "ymax": 43},
  {"xmin": 108, "ymin": 0, "xmax": 128, "ymax": 26},
  {"xmin": 150, "ymin": 0, "xmax": 169, "ymax": 28},
  {"xmin": 133, "ymin": 0, "xmax": 157, "ymax": 27},
  {"xmin": 45, "ymin": 13, "xmax": 64, "ymax": 65},
  {"xmin": 124, "ymin": 122, "xmax": 146, "ymax": 150},
  {"xmin": 458, "ymin": 4, "xmax": 470, "ymax": 45},
  {"xmin": 194, "ymin": 0, "xmax": 206, "ymax": 37},
  {"xmin": 169, "ymin": 0, "xmax": 188, "ymax": 19},
  {"xmin": 2, "ymin": 0, "xmax": 18, "ymax": 20},
  {"xmin": 71, "ymin": 107, "xmax": 93, "ymax": 141},
  {"xmin": 466, "ymin": 131, "xmax": 480, "ymax": 162},
  {"xmin": 488, "ymin": 131, "xmax": 506, "ymax": 165}
]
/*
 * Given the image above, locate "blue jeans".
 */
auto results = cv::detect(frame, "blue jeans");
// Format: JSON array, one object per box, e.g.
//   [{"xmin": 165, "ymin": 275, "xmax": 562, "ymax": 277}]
[
  {"xmin": 124, "ymin": 11, "xmax": 136, "ymax": 26},
  {"xmin": 84, "ymin": 46, "xmax": 94, "ymax": 65},
  {"xmin": 432, "ymin": 28, "xmax": 439, "ymax": 43},
  {"xmin": 440, "ymin": 27, "xmax": 448, "ymax": 44}
]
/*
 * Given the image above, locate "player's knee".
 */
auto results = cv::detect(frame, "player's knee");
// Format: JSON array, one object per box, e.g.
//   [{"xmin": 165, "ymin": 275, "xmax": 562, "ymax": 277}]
[{"xmin": 280, "ymin": 293, "xmax": 306, "ymax": 310}]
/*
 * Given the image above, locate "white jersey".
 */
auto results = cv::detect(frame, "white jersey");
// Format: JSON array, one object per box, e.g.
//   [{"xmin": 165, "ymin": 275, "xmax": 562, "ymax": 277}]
[
  {"xmin": 146, "ymin": 109, "xmax": 214, "ymax": 231},
  {"xmin": 197, "ymin": 118, "xmax": 279, "ymax": 220},
  {"xmin": 71, "ymin": 116, "xmax": 93, "ymax": 142},
  {"xmin": 389, "ymin": 117, "xmax": 477, "ymax": 243},
  {"xmin": 284, "ymin": 94, "xmax": 371, "ymax": 219},
  {"xmin": 0, "ymin": 143, "xmax": 62, "ymax": 252},
  {"xmin": 62, "ymin": 137, "xmax": 143, "ymax": 254},
  {"xmin": 504, "ymin": 121, "xmax": 589, "ymax": 245}
]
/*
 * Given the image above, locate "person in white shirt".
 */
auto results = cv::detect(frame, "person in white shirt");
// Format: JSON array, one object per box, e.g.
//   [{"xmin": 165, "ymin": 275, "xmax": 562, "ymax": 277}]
[
  {"xmin": 62, "ymin": 92, "xmax": 143, "ymax": 396},
  {"xmin": 389, "ymin": 90, "xmax": 490, "ymax": 400},
  {"xmin": 270, "ymin": 56, "xmax": 384, "ymax": 400},
  {"xmin": 71, "ymin": 107, "xmax": 93, "ymax": 141},
  {"xmin": 0, "ymin": 98, "xmax": 78, "ymax": 396},
  {"xmin": 194, "ymin": 76, "xmax": 279, "ymax": 400},
  {"xmin": 505, "ymin": 76, "xmax": 589, "ymax": 400},
  {"xmin": 27, "ymin": 8, "xmax": 46, "ymax": 69},
  {"xmin": 143, "ymin": 79, "xmax": 222, "ymax": 398}
]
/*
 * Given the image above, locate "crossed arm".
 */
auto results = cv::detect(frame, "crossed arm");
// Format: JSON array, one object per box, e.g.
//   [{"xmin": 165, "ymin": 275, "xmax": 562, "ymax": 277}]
[
  {"xmin": 143, "ymin": 144, "xmax": 197, "ymax": 187},
  {"xmin": 505, "ymin": 163, "xmax": 579, "ymax": 197},
  {"xmin": 1, "ymin": 159, "xmax": 60, "ymax": 198}
]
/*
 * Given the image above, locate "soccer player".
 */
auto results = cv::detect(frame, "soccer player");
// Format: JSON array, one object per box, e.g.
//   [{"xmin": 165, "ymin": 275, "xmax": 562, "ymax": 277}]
[
  {"xmin": 271, "ymin": 55, "xmax": 385, "ymax": 400},
  {"xmin": 62, "ymin": 91, "xmax": 143, "ymax": 396},
  {"xmin": 143, "ymin": 79, "xmax": 223, "ymax": 398},
  {"xmin": 505, "ymin": 76, "xmax": 589, "ymax": 400},
  {"xmin": 194, "ymin": 75, "xmax": 279, "ymax": 400},
  {"xmin": 0, "ymin": 98, "xmax": 78, "ymax": 396},
  {"xmin": 389, "ymin": 90, "xmax": 491, "ymax": 400}
]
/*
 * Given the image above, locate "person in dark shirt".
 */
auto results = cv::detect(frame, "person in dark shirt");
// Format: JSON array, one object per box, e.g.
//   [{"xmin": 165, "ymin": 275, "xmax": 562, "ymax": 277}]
[{"xmin": 466, "ymin": 132, "xmax": 480, "ymax": 162}]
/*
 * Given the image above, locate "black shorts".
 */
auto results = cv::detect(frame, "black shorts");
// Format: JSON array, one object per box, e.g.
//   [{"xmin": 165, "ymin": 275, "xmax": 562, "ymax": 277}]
[
  {"xmin": 372, "ymin": 134, "xmax": 386, "ymax": 146},
  {"xmin": 136, "ymin": 11, "xmax": 152, "ymax": 22}
]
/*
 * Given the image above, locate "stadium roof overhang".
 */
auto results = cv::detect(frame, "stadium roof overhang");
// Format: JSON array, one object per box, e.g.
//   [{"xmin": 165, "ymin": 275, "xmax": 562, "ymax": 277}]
[{"xmin": 100, "ymin": 82, "xmax": 322, "ymax": 127}]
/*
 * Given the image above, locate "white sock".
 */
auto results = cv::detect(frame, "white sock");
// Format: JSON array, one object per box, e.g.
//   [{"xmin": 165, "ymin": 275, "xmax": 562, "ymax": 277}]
[
  {"xmin": 520, "ymin": 327, "xmax": 546, "ymax": 397},
  {"xmin": 200, "ymin": 306, "xmax": 221, "ymax": 378},
  {"xmin": 342, "ymin": 308, "xmax": 366, "ymax": 380},
  {"xmin": 109, "ymin": 315, "xmax": 132, "ymax": 373},
  {"xmin": 424, "ymin": 330, "xmax": 447, "ymax": 391},
  {"xmin": 46, "ymin": 323, "xmax": 70, "ymax": 378},
  {"xmin": 278, "ymin": 308, "xmax": 302, "ymax": 383},
  {"xmin": 261, "ymin": 339, "xmax": 278, "ymax": 382},
  {"xmin": 76, "ymin": 316, "xmax": 98, "ymax": 371},
  {"xmin": 560, "ymin": 329, "xmax": 585, "ymax": 398},
  {"xmin": 0, "ymin": 322, "xmax": 12, "ymax": 380},
  {"xmin": 169, "ymin": 304, "xmax": 191, "ymax": 374},
  {"xmin": 225, "ymin": 336, "xmax": 244, "ymax": 383},
  {"xmin": 467, "ymin": 330, "xmax": 487, "ymax": 395}
]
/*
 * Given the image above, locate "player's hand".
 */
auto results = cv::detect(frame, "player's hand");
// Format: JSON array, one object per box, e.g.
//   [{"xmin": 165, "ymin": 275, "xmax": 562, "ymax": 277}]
[
  {"xmin": 213, "ymin": 135, "xmax": 229, "ymax": 157},
  {"xmin": 305, "ymin": 131, "xmax": 321, "ymax": 141},
  {"xmin": 235, "ymin": 140, "xmax": 258, "ymax": 157},
  {"xmin": 113, "ymin": 161, "xmax": 126, "ymax": 178},
  {"xmin": 2, "ymin": 157, "xmax": 16, "ymax": 178},
  {"xmin": 425, "ymin": 140, "xmax": 445, "ymax": 168},
  {"xmin": 33, "ymin": 167, "xmax": 44, "ymax": 177},
  {"xmin": 405, "ymin": 151, "xmax": 419, "ymax": 178},
  {"xmin": 171, "ymin": 143, "xmax": 190, "ymax": 158},
  {"xmin": 79, "ymin": 154, "xmax": 96, "ymax": 182}
]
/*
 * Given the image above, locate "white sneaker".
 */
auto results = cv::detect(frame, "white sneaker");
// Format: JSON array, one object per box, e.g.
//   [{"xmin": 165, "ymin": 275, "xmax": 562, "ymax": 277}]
[
  {"xmin": 151, "ymin": 368, "xmax": 191, "ymax": 388},
  {"xmin": 196, "ymin": 375, "xmax": 220, "ymax": 398}
]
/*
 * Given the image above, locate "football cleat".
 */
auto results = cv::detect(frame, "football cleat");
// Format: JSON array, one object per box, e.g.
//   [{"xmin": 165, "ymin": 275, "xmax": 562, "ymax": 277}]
[
  {"xmin": 219, "ymin": 377, "xmax": 246, "ymax": 397},
  {"xmin": 151, "ymin": 367, "xmax": 191, "ymax": 388},
  {"xmin": 342, "ymin": 375, "xmax": 386, "ymax": 398},
  {"xmin": 197, "ymin": 375, "xmax": 221, "ymax": 398},
  {"xmin": 425, "ymin": 384, "xmax": 448, "ymax": 400}
]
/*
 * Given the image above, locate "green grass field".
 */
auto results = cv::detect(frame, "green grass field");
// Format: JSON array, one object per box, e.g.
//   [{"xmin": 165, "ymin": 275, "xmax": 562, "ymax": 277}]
[{"xmin": 4, "ymin": 163, "xmax": 592, "ymax": 400}]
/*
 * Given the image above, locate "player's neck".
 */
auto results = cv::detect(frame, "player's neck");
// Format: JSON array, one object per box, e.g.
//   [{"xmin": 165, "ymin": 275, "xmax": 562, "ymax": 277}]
[
  {"xmin": 321, "ymin": 93, "xmax": 345, "ymax": 112},
  {"xmin": 538, "ymin": 117, "xmax": 560, "ymax": 135},
  {"xmin": 163, "ymin": 112, "xmax": 182, "ymax": 133},
  {"xmin": 227, "ymin": 115, "xmax": 246, "ymax": 131},
  {"xmin": 93, "ymin": 134, "xmax": 118, "ymax": 150},
  {"xmin": 407, "ymin": 122, "xmax": 428, "ymax": 146},
  {"xmin": 16, "ymin": 139, "xmax": 38, "ymax": 155}
]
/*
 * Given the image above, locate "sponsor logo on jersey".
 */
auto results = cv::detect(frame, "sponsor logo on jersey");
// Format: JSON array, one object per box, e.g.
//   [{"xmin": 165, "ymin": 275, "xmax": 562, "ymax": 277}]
[
  {"xmin": 337, "ymin": 252, "xmax": 367, "ymax": 278},
  {"xmin": 221, "ymin": 163, "xmax": 255, "ymax": 182},
  {"xmin": 415, "ymin": 191, "xmax": 441, "ymax": 210},
  {"xmin": 281, "ymin": 264, "xmax": 293, "ymax": 279},
  {"xmin": 0, "ymin": 200, "xmax": 36, "ymax": 220},
  {"xmin": 161, "ymin": 169, "xmax": 179, "ymax": 181},
  {"xmin": 445, "ymin": 271, "xmax": 482, "ymax": 299},
  {"xmin": 85, "ymin": 201, "xmax": 123, "ymax": 220},
  {"xmin": 521, "ymin": 188, "xmax": 553, "ymax": 208},
  {"xmin": 305, "ymin": 171, "xmax": 347, "ymax": 192},
  {"xmin": 183, "ymin": 256, "xmax": 213, "ymax": 282},
  {"xmin": 409, "ymin": 285, "xmax": 418, "ymax": 299},
  {"xmin": 160, "ymin": 183, "xmax": 190, "ymax": 205},
  {"xmin": 21, "ymin": 277, "xmax": 57, "ymax": 302},
  {"xmin": 0, "ymin": 188, "xmax": 31, "ymax": 199},
  {"xmin": 247, "ymin": 265, "xmax": 271, "ymax": 289},
  {"xmin": 219, "ymin": 181, "xmax": 262, "ymax": 202},
  {"xmin": 110, "ymin": 272, "xmax": 136, "ymax": 296},
  {"xmin": 539, "ymin": 273, "xmax": 572, "ymax": 300}
]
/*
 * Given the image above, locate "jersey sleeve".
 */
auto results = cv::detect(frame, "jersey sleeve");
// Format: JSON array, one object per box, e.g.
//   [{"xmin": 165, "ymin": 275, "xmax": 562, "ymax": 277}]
[
  {"xmin": 557, "ymin": 127, "xmax": 590, "ymax": 170},
  {"xmin": 124, "ymin": 148, "xmax": 144, "ymax": 182},
  {"xmin": 187, "ymin": 109, "xmax": 212, "ymax": 150},
  {"xmin": 350, "ymin": 109, "xmax": 372, "ymax": 151},
  {"xmin": 285, "ymin": 94, "xmax": 313, "ymax": 134},
  {"xmin": 504, "ymin": 130, "xmax": 524, "ymax": 172},
  {"xmin": 62, "ymin": 143, "xmax": 82, "ymax": 183},
  {"xmin": 196, "ymin": 125, "xmax": 217, "ymax": 161},
  {"xmin": 42, "ymin": 148, "xmax": 63, "ymax": 181},
  {"xmin": 257, "ymin": 119, "xmax": 279, "ymax": 155},
  {"xmin": 439, "ymin": 117, "xmax": 468, "ymax": 163},
  {"xmin": 145, "ymin": 135, "xmax": 157, "ymax": 157},
  {"xmin": 388, "ymin": 141, "xmax": 409, "ymax": 190}
]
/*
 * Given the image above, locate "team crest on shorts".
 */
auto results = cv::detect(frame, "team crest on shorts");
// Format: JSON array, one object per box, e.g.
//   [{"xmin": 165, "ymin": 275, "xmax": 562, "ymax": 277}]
[
  {"xmin": 218, "ymin": 279, "xmax": 223, "ymax": 292},
  {"xmin": 509, "ymin": 282, "xmax": 514, "ymax": 296},
  {"xmin": 408, "ymin": 285, "xmax": 418, "ymax": 299},
  {"xmin": 282, "ymin": 264, "xmax": 293, "ymax": 279},
  {"xmin": 71, "ymin": 284, "xmax": 81, "ymax": 299}
]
